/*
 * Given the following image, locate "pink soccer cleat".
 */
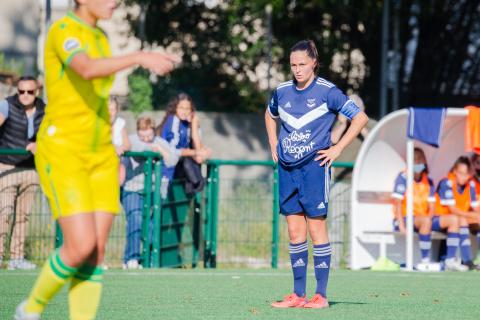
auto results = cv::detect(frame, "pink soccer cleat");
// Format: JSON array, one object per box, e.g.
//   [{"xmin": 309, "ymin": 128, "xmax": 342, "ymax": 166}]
[
  {"xmin": 271, "ymin": 293, "xmax": 307, "ymax": 308},
  {"xmin": 303, "ymin": 293, "xmax": 329, "ymax": 309}
]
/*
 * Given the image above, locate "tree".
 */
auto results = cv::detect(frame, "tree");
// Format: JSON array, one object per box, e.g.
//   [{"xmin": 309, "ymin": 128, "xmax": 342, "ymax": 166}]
[{"xmin": 125, "ymin": 0, "xmax": 480, "ymax": 117}]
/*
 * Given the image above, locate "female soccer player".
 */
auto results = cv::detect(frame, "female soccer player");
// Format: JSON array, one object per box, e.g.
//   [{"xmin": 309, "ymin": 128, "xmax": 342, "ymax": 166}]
[
  {"xmin": 265, "ymin": 40, "xmax": 368, "ymax": 309},
  {"xmin": 435, "ymin": 156, "xmax": 480, "ymax": 271},
  {"xmin": 15, "ymin": 1, "xmax": 179, "ymax": 319},
  {"xmin": 391, "ymin": 148, "xmax": 436, "ymax": 267}
]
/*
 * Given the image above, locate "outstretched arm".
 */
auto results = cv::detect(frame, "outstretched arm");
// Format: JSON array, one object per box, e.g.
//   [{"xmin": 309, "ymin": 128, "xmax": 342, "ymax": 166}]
[{"xmin": 69, "ymin": 51, "xmax": 180, "ymax": 80}]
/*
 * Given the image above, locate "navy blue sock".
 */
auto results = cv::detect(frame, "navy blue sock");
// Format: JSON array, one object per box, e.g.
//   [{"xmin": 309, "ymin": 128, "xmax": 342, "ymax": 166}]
[
  {"xmin": 313, "ymin": 243, "xmax": 331, "ymax": 297},
  {"xmin": 418, "ymin": 234, "xmax": 431, "ymax": 261},
  {"xmin": 460, "ymin": 227, "xmax": 472, "ymax": 262},
  {"xmin": 477, "ymin": 233, "xmax": 480, "ymax": 257},
  {"xmin": 289, "ymin": 241, "xmax": 308, "ymax": 297},
  {"xmin": 446, "ymin": 232, "xmax": 459, "ymax": 260}
]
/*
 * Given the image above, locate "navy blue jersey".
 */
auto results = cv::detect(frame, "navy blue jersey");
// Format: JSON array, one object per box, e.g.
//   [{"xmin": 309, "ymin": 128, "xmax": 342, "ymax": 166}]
[
  {"xmin": 161, "ymin": 115, "xmax": 191, "ymax": 149},
  {"xmin": 267, "ymin": 77, "xmax": 360, "ymax": 167}
]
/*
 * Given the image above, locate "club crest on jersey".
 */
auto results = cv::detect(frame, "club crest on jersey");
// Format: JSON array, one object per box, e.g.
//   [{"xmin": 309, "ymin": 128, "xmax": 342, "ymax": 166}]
[
  {"xmin": 306, "ymin": 98, "xmax": 316, "ymax": 108},
  {"xmin": 63, "ymin": 38, "xmax": 80, "ymax": 52}
]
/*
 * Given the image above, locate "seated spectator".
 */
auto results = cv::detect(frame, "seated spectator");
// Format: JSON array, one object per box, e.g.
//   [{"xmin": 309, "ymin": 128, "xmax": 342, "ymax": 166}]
[
  {"xmin": 331, "ymin": 94, "xmax": 369, "ymax": 144},
  {"xmin": 435, "ymin": 156, "xmax": 480, "ymax": 271},
  {"xmin": 121, "ymin": 117, "xmax": 179, "ymax": 269},
  {"xmin": 469, "ymin": 153, "xmax": 480, "ymax": 264},
  {"xmin": 0, "ymin": 76, "xmax": 45, "ymax": 270},
  {"xmin": 156, "ymin": 93, "xmax": 211, "ymax": 197},
  {"xmin": 391, "ymin": 148, "xmax": 436, "ymax": 269},
  {"xmin": 108, "ymin": 96, "xmax": 131, "ymax": 185}
]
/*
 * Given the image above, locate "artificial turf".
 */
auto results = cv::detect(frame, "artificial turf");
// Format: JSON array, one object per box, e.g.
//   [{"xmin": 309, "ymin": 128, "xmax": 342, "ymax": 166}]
[{"xmin": 1, "ymin": 268, "xmax": 479, "ymax": 319}]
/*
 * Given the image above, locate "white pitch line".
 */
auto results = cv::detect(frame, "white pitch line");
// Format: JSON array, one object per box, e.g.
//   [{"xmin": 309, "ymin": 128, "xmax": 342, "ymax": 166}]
[{"xmin": 0, "ymin": 270, "xmax": 475, "ymax": 280}]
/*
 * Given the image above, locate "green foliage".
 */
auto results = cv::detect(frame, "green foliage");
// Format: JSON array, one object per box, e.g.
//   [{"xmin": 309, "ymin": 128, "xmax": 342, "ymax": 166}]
[
  {"xmin": 0, "ymin": 53, "xmax": 24, "ymax": 75},
  {"xmin": 127, "ymin": 68, "xmax": 153, "ymax": 115},
  {"xmin": 124, "ymin": 0, "xmax": 383, "ymax": 113}
]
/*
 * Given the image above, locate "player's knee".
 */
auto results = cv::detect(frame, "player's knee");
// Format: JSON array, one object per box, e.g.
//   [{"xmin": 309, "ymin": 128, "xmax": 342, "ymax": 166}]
[
  {"xmin": 448, "ymin": 216, "xmax": 460, "ymax": 232},
  {"xmin": 287, "ymin": 227, "xmax": 306, "ymax": 243},
  {"xmin": 76, "ymin": 239, "xmax": 97, "ymax": 262}
]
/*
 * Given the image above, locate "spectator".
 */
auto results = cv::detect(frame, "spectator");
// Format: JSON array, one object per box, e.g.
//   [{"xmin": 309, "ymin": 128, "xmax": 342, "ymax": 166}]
[
  {"xmin": 121, "ymin": 117, "xmax": 179, "ymax": 269},
  {"xmin": 331, "ymin": 94, "xmax": 370, "ymax": 145},
  {"xmin": 435, "ymin": 156, "xmax": 480, "ymax": 270},
  {"xmin": 469, "ymin": 153, "xmax": 480, "ymax": 264},
  {"xmin": 156, "ymin": 93, "xmax": 211, "ymax": 197},
  {"xmin": 108, "ymin": 96, "xmax": 131, "ymax": 185},
  {"xmin": 0, "ymin": 76, "xmax": 45, "ymax": 270}
]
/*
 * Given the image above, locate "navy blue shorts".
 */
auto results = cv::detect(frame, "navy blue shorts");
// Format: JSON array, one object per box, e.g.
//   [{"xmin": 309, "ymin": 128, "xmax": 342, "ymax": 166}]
[
  {"xmin": 278, "ymin": 160, "xmax": 330, "ymax": 218},
  {"xmin": 393, "ymin": 218, "xmax": 419, "ymax": 232},
  {"xmin": 431, "ymin": 216, "xmax": 444, "ymax": 232}
]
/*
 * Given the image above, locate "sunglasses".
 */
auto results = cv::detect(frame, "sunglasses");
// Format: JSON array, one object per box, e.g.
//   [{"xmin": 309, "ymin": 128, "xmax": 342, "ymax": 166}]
[{"xmin": 18, "ymin": 90, "xmax": 35, "ymax": 95}]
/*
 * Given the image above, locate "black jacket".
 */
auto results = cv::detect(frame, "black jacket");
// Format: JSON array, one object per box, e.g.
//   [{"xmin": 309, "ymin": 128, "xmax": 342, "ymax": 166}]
[{"xmin": 0, "ymin": 95, "xmax": 46, "ymax": 167}]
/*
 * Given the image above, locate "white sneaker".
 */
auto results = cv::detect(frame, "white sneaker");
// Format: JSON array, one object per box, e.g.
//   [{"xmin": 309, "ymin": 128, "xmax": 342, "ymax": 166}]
[
  {"xmin": 417, "ymin": 262, "xmax": 442, "ymax": 272},
  {"xmin": 444, "ymin": 259, "xmax": 468, "ymax": 272},
  {"xmin": 8, "ymin": 259, "xmax": 37, "ymax": 270},
  {"xmin": 14, "ymin": 300, "xmax": 40, "ymax": 320},
  {"xmin": 126, "ymin": 259, "xmax": 139, "ymax": 269}
]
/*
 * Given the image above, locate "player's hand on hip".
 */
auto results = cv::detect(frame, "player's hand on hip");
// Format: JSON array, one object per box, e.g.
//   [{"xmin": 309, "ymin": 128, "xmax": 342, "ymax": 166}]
[
  {"xmin": 139, "ymin": 52, "xmax": 181, "ymax": 75},
  {"xmin": 315, "ymin": 145, "xmax": 343, "ymax": 167}
]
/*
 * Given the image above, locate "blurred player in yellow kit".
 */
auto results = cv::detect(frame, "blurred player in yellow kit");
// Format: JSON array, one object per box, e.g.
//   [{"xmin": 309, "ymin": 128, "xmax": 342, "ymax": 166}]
[{"xmin": 15, "ymin": 0, "xmax": 179, "ymax": 319}]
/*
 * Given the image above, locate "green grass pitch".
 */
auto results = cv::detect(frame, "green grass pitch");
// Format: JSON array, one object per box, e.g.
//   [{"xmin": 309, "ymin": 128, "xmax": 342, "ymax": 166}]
[{"xmin": 1, "ymin": 269, "xmax": 479, "ymax": 319}]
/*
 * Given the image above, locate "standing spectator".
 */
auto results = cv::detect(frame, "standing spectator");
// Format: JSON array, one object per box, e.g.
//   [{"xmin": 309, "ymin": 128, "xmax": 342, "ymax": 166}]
[
  {"xmin": 156, "ymin": 93, "xmax": 211, "ymax": 197},
  {"xmin": 0, "ymin": 76, "xmax": 45, "ymax": 270},
  {"xmin": 109, "ymin": 96, "xmax": 131, "ymax": 156},
  {"xmin": 121, "ymin": 117, "xmax": 179, "ymax": 268},
  {"xmin": 108, "ymin": 96, "xmax": 131, "ymax": 185}
]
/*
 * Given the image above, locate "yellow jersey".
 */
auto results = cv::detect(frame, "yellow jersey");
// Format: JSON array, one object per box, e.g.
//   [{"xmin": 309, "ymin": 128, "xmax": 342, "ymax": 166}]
[{"xmin": 41, "ymin": 11, "xmax": 114, "ymax": 151}]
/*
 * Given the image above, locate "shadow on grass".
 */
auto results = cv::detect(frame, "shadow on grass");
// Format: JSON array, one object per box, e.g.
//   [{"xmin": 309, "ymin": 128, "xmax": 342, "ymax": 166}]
[{"xmin": 329, "ymin": 301, "xmax": 368, "ymax": 306}]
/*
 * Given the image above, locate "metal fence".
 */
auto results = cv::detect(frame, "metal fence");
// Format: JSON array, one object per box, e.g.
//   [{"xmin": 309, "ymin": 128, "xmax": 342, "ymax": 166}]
[
  {"xmin": 203, "ymin": 160, "xmax": 353, "ymax": 269},
  {"xmin": 0, "ymin": 149, "xmax": 353, "ymax": 269}
]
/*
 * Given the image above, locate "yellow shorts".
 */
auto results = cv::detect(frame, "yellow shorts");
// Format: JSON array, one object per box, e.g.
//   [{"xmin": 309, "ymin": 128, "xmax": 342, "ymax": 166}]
[{"xmin": 35, "ymin": 138, "xmax": 120, "ymax": 219}]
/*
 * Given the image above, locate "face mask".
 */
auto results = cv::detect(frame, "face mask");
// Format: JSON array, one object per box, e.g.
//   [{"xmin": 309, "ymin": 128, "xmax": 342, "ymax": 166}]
[{"xmin": 413, "ymin": 163, "xmax": 425, "ymax": 173}]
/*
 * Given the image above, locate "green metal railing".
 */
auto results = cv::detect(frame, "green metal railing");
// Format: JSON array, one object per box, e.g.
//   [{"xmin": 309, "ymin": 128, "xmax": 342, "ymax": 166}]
[
  {"xmin": 0, "ymin": 148, "xmax": 353, "ymax": 269},
  {"xmin": 0, "ymin": 149, "xmax": 202, "ymax": 268},
  {"xmin": 203, "ymin": 159, "xmax": 279, "ymax": 268},
  {"xmin": 202, "ymin": 159, "xmax": 354, "ymax": 269}
]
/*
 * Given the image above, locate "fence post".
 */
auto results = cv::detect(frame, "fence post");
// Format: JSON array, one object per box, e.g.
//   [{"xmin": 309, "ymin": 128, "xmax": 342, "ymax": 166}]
[
  {"xmin": 210, "ymin": 164, "xmax": 220, "ymax": 268},
  {"xmin": 141, "ymin": 157, "xmax": 153, "ymax": 268},
  {"xmin": 271, "ymin": 164, "xmax": 279, "ymax": 268},
  {"xmin": 204, "ymin": 164, "xmax": 213, "ymax": 267},
  {"xmin": 151, "ymin": 161, "xmax": 162, "ymax": 268}
]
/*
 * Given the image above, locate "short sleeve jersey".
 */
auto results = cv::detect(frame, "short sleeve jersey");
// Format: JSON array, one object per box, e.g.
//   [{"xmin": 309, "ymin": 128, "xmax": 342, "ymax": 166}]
[
  {"xmin": 267, "ymin": 77, "xmax": 360, "ymax": 167},
  {"xmin": 42, "ymin": 11, "xmax": 114, "ymax": 151},
  {"xmin": 391, "ymin": 172, "xmax": 436, "ymax": 202},
  {"xmin": 437, "ymin": 178, "xmax": 478, "ymax": 208}
]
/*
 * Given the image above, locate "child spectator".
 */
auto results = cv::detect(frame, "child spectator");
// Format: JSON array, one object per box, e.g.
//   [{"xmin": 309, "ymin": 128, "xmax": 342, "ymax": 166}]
[
  {"xmin": 121, "ymin": 117, "xmax": 179, "ymax": 268},
  {"xmin": 156, "ymin": 93, "xmax": 211, "ymax": 197}
]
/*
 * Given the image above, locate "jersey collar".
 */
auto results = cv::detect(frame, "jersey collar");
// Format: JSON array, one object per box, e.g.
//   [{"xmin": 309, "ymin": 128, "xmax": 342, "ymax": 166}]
[
  {"xmin": 293, "ymin": 76, "xmax": 318, "ymax": 94},
  {"xmin": 66, "ymin": 11, "xmax": 102, "ymax": 35}
]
